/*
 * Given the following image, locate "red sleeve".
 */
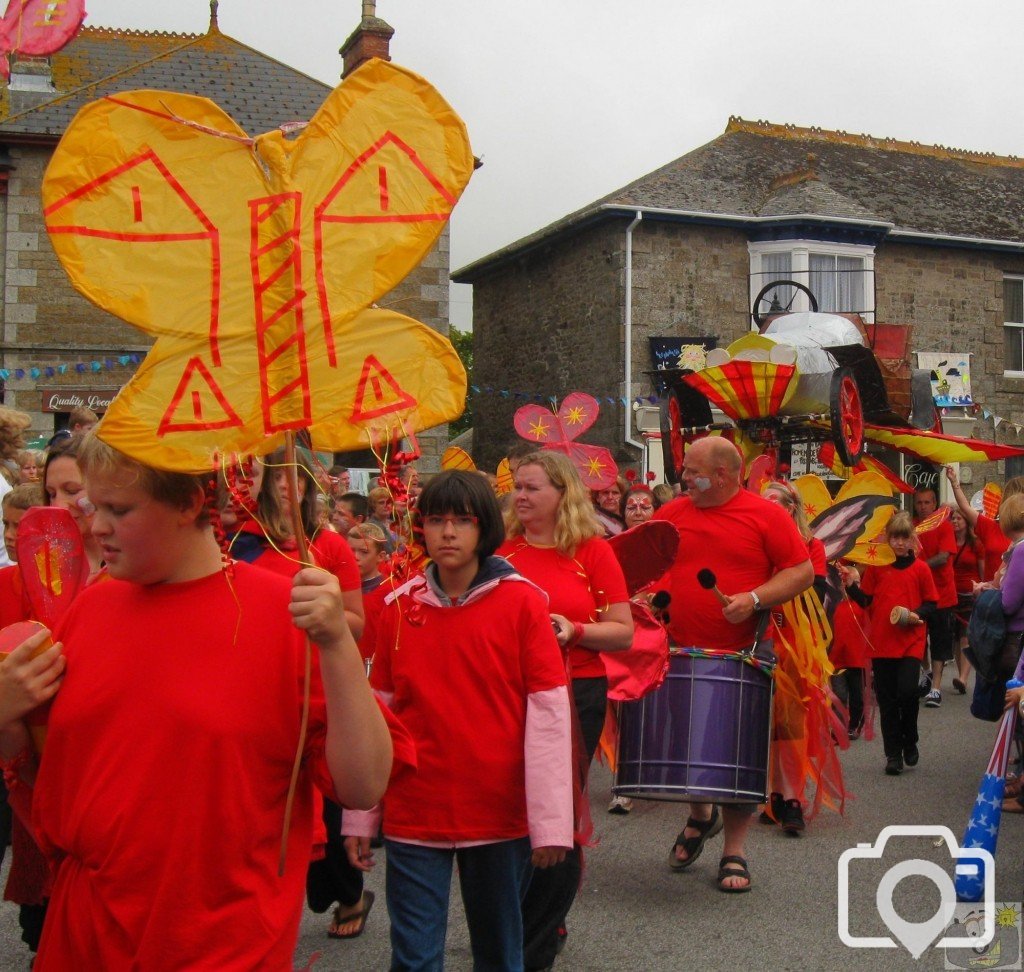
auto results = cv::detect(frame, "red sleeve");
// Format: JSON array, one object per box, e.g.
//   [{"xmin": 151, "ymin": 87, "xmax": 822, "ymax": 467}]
[
  {"xmin": 763, "ymin": 501, "xmax": 813, "ymax": 571},
  {"xmin": 358, "ymin": 584, "xmax": 389, "ymax": 663},
  {"xmin": 808, "ymin": 537, "xmax": 827, "ymax": 578}
]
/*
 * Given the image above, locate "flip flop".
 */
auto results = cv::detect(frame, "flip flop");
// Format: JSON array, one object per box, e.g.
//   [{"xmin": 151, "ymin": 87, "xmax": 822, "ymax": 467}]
[
  {"xmin": 717, "ymin": 855, "xmax": 752, "ymax": 893},
  {"xmin": 327, "ymin": 890, "xmax": 375, "ymax": 940},
  {"xmin": 952, "ymin": 677, "xmax": 967, "ymax": 695},
  {"xmin": 668, "ymin": 806, "xmax": 722, "ymax": 871}
]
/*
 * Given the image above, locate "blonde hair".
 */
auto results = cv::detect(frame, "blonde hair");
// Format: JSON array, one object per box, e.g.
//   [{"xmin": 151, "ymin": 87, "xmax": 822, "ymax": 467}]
[
  {"xmin": 349, "ymin": 522, "xmax": 387, "ymax": 553},
  {"xmin": 1000, "ymin": 493, "xmax": 1024, "ymax": 534},
  {"xmin": 3, "ymin": 482, "xmax": 44, "ymax": 511},
  {"xmin": 505, "ymin": 451, "xmax": 601, "ymax": 556},
  {"xmin": 77, "ymin": 432, "xmax": 213, "ymax": 526},
  {"xmin": 762, "ymin": 481, "xmax": 812, "ymax": 541},
  {"xmin": 886, "ymin": 510, "xmax": 915, "ymax": 539}
]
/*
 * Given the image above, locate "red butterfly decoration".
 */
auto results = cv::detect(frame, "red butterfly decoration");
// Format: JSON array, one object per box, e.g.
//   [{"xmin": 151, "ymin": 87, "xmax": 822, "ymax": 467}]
[{"xmin": 513, "ymin": 392, "xmax": 618, "ymax": 490}]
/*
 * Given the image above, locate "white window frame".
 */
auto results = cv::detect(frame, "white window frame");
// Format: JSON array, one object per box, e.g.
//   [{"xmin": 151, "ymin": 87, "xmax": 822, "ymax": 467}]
[
  {"xmin": 748, "ymin": 240, "xmax": 875, "ymax": 323},
  {"xmin": 1003, "ymin": 274, "xmax": 1024, "ymax": 377}
]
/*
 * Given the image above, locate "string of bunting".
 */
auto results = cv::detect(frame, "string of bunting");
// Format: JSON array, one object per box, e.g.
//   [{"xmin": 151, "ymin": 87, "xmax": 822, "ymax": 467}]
[
  {"xmin": 0, "ymin": 354, "xmax": 143, "ymax": 382},
  {"xmin": 469, "ymin": 384, "xmax": 659, "ymax": 409},
  {"xmin": 942, "ymin": 402, "xmax": 1024, "ymax": 438}
]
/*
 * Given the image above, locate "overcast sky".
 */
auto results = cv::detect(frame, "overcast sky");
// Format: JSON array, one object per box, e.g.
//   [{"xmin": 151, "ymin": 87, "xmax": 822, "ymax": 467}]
[{"xmin": 76, "ymin": 1, "xmax": 1024, "ymax": 328}]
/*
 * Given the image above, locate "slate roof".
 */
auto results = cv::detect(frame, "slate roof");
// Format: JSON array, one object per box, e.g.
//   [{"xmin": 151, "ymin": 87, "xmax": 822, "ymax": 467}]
[
  {"xmin": 454, "ymin": 117, "xmax": 1024, "ymax": 281},
  {"xmin": 0, "ymin": 24, "xmax": 332, "ymax": 139}
]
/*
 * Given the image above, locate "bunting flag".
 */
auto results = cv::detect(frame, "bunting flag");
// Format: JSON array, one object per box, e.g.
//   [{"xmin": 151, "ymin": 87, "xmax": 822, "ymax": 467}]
[
  {"xmin": 513, "ymin": 392, "xmax": 617, "ymax": 490},
  {"xmin": 681, "ymin": 360, "xmax": 798, "ymax": 421},
  {"xmin": 862, "ymin": 423, "xmax": 1024, "ymax": 465}
]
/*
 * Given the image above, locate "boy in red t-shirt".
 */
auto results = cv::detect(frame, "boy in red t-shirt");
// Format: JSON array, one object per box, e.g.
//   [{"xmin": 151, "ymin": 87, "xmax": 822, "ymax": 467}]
[
  {"xmin": 845, "ymin": 512, "xmax": 938, "ymax": 776},
  {"xmin": 0, "ymin": 435, "xmax": 395, "ymax": 971}
]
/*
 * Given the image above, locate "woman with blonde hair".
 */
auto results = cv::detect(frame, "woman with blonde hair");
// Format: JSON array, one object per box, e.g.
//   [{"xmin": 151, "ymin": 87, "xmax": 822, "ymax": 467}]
[{"xmin": 500, "ymin": 450, "xmax": 632, "ymax": 970}]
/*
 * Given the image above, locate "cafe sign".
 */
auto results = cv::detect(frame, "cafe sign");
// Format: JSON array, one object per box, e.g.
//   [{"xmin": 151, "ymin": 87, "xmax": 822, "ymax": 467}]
[{"xmin": 41, "ymin": 388, "xmax": 119, "ymax": 413}]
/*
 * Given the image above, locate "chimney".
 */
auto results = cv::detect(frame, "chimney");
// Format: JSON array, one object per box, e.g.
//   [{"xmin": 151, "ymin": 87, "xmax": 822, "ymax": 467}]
[
  {"xmin": 7, "ymin": 54, "xmax": 55, "ymax": 113},
  {"xmin": 340, "ymin": 1, "xmax": 394, "ymax": 79}
]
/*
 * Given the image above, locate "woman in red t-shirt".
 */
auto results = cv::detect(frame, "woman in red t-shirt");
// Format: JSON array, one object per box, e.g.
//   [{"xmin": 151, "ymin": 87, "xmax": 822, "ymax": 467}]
[
  {"xmin": 500, "ymin": 451, "xmax": 632, "ymax": 970},
  {"xmin": 949, "ymin": 505, "xmax": 984, "ymax": 694}
]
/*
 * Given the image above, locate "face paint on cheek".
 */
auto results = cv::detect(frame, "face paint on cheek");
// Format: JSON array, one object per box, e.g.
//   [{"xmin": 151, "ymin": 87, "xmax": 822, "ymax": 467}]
[{"xmin": 693, "ymin": 476, "xmax": 712, "ymax": 493}]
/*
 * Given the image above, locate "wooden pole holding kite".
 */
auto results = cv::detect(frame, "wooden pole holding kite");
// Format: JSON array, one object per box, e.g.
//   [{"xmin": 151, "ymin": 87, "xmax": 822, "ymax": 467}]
[{"xmin": 279, "ymin": 431, "xmax": 313, "ymax": 876}]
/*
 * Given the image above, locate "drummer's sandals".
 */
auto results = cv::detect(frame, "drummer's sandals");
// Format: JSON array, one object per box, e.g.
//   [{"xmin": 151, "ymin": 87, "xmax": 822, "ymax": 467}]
[
  {"xmin": 717, "ymin": 855, "xmax": 752, "ymax": 893},
  {"xmin": 668, "ymin": 806, "xmax": 722, "ymax": 871},
  {"xmin": 720, "ymin": 856, "xmax": 753, "ymax": 893}
]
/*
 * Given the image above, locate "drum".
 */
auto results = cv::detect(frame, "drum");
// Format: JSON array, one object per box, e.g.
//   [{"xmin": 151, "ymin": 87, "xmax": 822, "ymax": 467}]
[{"xmin": 613, "ymin": 647, "xmax": 774, "ymax": 804}]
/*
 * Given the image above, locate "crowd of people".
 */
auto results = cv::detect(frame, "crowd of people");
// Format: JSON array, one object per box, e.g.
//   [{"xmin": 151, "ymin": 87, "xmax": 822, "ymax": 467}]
[{"xmin": 0, "ymin": 409, "xmax": 1022, "ymax": 970}]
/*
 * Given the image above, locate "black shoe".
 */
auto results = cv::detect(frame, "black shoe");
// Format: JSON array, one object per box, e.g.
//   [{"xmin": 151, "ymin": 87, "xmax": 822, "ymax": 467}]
[
  {"xmin": 904, "ymin": 744, "xmax": 919, "ymax": 767},
  {"xmin": 885, "ymin": 756, "xmax": 904, "ymax": 776},
  {"xmin": 759, "ymin": 791, "xmax": 785, "ymax": 824},
  {"xmin": 918, "ymin": 670, "xmax": 933, "ymax": 699},
  {"xmin": 781, "ymin": 798, "xmax": 805, "ymax": 836}
]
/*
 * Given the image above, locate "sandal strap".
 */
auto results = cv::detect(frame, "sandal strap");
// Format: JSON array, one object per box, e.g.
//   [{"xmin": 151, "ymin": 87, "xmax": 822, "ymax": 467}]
[
  {"xmin": 683, "ymin": 807, "xmax": 719, "ymax": 835},
  {"xmin": 719, "ymin": 855, "xmax": 749, "ymax": 870}
]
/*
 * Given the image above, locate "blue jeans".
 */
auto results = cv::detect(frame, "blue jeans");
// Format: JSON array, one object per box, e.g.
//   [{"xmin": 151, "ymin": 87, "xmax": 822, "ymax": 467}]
[{"xmin": 385, "ymin": 837, "xmax": 533, "ymax": 972}]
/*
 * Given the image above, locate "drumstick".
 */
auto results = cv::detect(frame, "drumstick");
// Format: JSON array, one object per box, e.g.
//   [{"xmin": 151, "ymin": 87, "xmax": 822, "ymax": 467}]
[{"xmin": 697, "ymin": 568, "xmax": 730, "ymax": 606}]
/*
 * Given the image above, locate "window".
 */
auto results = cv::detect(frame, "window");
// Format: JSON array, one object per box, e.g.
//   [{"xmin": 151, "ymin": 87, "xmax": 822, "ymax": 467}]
[
  {"xmin": 749, "ymin": 241, "xmax": 874, "ymax": 321},
  {"xmin": 1004, "ymin": 276, "xmax": 1024, "ymax": 375}
]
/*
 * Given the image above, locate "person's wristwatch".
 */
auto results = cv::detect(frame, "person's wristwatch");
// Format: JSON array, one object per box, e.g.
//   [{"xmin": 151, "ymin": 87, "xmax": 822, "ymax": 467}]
[{"xmin": 749, "ymin": 590, "xmax": 762, "ymax": 611}]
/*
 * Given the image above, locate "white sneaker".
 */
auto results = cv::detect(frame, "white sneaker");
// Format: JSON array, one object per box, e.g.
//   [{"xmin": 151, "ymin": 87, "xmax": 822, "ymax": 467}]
[
  {"xmin": 924, "ymin": 689, "xmax": 942, "ymax": 708},
  {"xmin": 608, "ymin": 795, "xmax": 633, "ymax": 815}
]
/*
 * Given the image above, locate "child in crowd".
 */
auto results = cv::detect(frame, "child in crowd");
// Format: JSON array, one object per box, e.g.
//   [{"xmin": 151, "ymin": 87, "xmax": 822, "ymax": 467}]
[
  {"xmin": 0, "ymin": 434, "xmax": 396, "ymax": 969},
  {"xmin": 844, "ymin": 511, "xmax": 938, "ymax": 776},
  {"xmin": 344, "ymin": 470, "xmax": 573, "ymax": 972},
  {"xmin": 348, "ymin": 523, "xmax": 389, "ymax": 668}
]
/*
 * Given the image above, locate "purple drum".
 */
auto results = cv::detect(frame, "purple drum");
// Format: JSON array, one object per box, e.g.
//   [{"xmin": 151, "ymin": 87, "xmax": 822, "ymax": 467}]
[{"xmin": 613, "ymin": 648, "xmax": 774, "ymax": 804}]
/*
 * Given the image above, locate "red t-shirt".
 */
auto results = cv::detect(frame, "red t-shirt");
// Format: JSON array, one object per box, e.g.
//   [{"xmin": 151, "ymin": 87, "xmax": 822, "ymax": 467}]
[
  {"xmin": 916, "ymin": 519, "xmax": 957, "ymax": 608},
  {"xmin": 652, "ymin": 490, "xmax": 810, "ymax": 652},
  {"xmin": 976, "ymin": 515, "xmax": 1010, "ymax": 581},
  {"xmin": 373, "ymin": 577, "xmax": 566, "ymax": 841},
  {"xmin": 359, "ymin": 579, "xmax": 390, "ymax": 663},
  {"xmin": 497, "ymin": 536, "xmax": 629, "ymax": 678},
  {"xmin": 33, "ymin": 565, "xmax": 337, "ymax": 971},
  {"xmin": 250, "ymin": 526, "xmax": 360, "ymax": 592},
  {"xmin": 860, "ymin": 557, "xmax": 938, "ymax": 660},
  {"xmin": 808, "ymin": 536, "xmax": 827, "ymax": 581},
  {"xmin": 952, "ymin": 539, "xmax": 984, "ymax": 593},
  {"xmin": 830, "ymin": 599, "xmax": 869, "ymax": 669}
]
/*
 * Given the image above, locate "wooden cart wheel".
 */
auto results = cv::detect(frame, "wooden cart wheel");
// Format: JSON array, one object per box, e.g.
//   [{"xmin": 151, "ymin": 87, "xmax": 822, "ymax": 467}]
[{"xmin": 830, "ymin": 367, "xmax": 865, "ymax": 466}]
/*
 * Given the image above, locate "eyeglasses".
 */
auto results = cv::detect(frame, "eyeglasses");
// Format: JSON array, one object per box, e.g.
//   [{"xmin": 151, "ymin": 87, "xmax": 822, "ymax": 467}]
[{"xmin": 422, "ymin": 514, "xmax": 479, "ymax": 530}]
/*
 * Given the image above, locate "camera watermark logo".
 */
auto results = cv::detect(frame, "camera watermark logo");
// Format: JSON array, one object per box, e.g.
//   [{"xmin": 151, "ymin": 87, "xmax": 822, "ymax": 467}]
[{"xmin": 838, "ymin": 825, "xmax": 995, "ymax": 959}]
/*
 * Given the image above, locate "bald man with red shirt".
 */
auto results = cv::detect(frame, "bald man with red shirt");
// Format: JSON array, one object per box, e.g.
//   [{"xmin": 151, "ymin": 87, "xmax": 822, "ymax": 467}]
[{"xmin": 652, "ymin": 438, "xmax": 813, "ymax": 893}]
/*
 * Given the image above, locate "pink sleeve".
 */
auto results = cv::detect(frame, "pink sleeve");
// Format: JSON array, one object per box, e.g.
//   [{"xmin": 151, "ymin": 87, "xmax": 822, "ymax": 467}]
[
  {"xmin": 525, "ymin": 684, "xmax": 573, "ymax": 850},
  {"xmin": 341, "ymin": 804, "xmax": 382, "ymax": 839}
]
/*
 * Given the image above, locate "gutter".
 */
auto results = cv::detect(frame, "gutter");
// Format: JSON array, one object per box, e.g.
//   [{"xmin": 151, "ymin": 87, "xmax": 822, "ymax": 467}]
[{"xmin": 624, "ymin": 210, "xmax": 644, "ymax": 454}]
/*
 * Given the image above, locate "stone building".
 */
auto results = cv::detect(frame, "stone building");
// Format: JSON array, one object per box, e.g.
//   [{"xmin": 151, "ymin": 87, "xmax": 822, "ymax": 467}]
[
  {"xmin": 456, "ymin": 118, "xmax": 1024, "ymax": 483},
  {"xmin": 0, "ymin": 3, "xmax": 454, "ymax": 468}
]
